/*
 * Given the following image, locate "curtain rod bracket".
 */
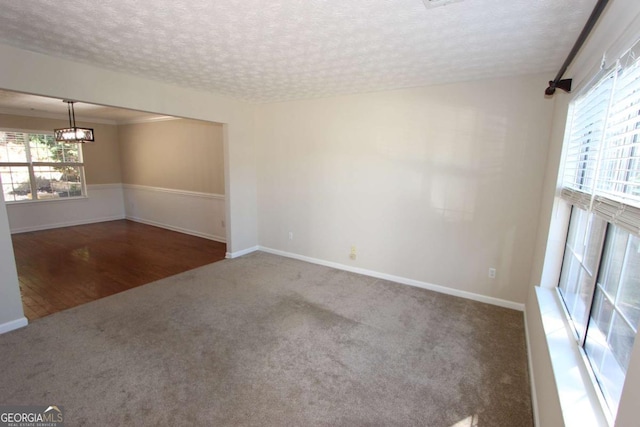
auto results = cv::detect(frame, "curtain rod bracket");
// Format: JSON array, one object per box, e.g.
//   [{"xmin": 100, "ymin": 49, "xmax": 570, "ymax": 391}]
[{"xmin": 545, "ymin": 79, "xmax": 572, "ymax": 96}]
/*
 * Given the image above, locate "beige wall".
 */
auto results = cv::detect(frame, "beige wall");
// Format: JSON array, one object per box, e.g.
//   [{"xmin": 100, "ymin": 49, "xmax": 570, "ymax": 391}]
[
  {"xmin": 256, "ymin": 73, "xmax": 553, "ymax": 305},
  {"xmin": 0, "ymin": 113, "xmax": 122, "ymax": 185},
  {"xmin": 0, "ymin": 113, "xmax": 225, "ymax": 192},
  {"xmin": 118, "ymin": 119, "xmax": 224, "ymax": 194}
]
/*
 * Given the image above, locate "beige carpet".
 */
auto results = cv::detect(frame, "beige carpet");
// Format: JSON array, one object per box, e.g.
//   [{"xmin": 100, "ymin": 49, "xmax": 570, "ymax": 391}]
[{"xmin": 0, "ymin": 252, "xmax": 532, "ymax": 426}]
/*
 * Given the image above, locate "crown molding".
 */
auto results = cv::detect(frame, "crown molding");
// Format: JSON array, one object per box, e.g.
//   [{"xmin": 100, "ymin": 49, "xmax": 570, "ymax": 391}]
[{"xmin": 116, "ymin": 115, "xmax": 180, "ymax": 125}]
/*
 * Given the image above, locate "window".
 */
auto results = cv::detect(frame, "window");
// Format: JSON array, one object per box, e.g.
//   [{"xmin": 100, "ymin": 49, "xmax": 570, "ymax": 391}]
[
  {"xmin": 558, "ymin": 38, "xmax": 640, "ymax": 419},
  {"xmin": 559, "ymin": 209, "xmax": 606, "ymax": 341},
  {"xmin": 584, "ymin": 224, "xmax": 640, "ymax": 411},
  {"xmin": 0, "ymin": 130, "xmax": 85, "ymax": 202},
  {"xmin": 559, "ymin": 209, "xmax": 640, "ymax": 415}
]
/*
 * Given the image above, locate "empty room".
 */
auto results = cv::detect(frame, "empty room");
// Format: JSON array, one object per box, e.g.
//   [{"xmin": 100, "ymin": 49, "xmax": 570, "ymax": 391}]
[{"xmin": 0, "ymin": 0, "xmax": 639, "ymax": 426}]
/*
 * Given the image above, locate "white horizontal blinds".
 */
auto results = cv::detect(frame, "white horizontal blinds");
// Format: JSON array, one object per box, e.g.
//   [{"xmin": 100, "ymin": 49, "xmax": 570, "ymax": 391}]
[
  {"xmin": 596, "ymin": 42, "xmax": 640, "ymax": 206},
  {"xmin": 561, "ymin": 38, "xmax": 640, "ymax": 236},
  {"xmin": 562, "ymin": 70, "xmax": 615, "ymax": 193},
  {"xmin": 561, "ymin": 187, "xmax": 593, "ymax": 211},
  {"xmin": 592, "ymin": 195, "xmax": 640, "ymax": 235},
  {"xmin": 590, "ymin": 41, "xmax": 640, "ymax": 234}
]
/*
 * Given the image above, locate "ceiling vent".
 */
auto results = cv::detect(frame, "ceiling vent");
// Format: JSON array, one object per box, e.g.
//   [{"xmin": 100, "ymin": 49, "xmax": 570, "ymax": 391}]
[{"xmin": 422, "ymin": 0, "xmax": 464, "ymax": 8}]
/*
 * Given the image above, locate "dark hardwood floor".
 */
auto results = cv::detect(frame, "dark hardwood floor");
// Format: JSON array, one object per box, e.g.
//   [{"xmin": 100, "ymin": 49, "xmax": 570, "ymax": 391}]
[{"xmin": 11, "ymin": 220, "xmax": 226, "ymax": 320}]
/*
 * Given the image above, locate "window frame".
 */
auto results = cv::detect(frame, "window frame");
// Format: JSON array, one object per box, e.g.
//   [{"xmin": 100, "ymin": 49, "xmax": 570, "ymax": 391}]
[
  {"xmin": 557, "ymin": 207, "xmax": 640, "ymax": 417},
  {"xmin": 556, "ymin": 38, "xmax": 640, "ymax": 422},
  {"xmin": 0, "ymin": 128, "xmax": 87, "ymax": 203},
  {"xmin": 558, "ymin": 208, "xmax": 607, "ymax": 346}
]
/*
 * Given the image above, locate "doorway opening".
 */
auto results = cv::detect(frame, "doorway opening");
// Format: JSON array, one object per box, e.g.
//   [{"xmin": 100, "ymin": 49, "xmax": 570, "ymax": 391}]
[{"xmin": 0, "ymin": 90, "xmax": 228, "ymax": 320}]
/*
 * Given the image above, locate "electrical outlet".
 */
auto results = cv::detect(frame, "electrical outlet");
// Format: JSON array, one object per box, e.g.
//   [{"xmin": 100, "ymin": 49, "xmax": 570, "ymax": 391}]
[
  {"xmin": 350, "ymin": 246, "xmax": 357, "ymax": 260},
  {"xmin": 221, "ymin": 220, "xmax": 225, "ymax": 228},
  {"xmin": 488, "ymin": 268, "xmax": 496, "ymax": 279},
  {"xmin": 289, "ymin": 232, "xmax": 294, "ymax": 240}
]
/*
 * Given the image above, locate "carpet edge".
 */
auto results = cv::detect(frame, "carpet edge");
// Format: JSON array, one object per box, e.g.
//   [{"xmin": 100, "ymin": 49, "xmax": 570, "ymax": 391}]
[{"xmin": 258, "ymin": 245, "xmax": 525, "ymax": 311}]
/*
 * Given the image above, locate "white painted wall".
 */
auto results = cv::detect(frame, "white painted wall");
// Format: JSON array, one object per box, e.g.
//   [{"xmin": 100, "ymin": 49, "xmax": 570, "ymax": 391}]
[
  {"xmin": 0, "ymin": 43, "xmax": 258, "ymax": 332},
  {"xmin": 4, "ymin": 182, "xmax": 224, "ymax": 244},
  {"xmin": 6, "ymin": 184, "xmax": 125, "ymax": 233},
  {"xmin": 528, "ymin": 1, "xmax": 640, "ymax": 425},
  {"xmin": 255, "ymin": 74, "xmax": 553, "ymax": 305},
  {"xmin": 7, "ymin": 184, "xmax": 227, "ymax": 242},
  {"xmin": 0, "ymin": 191, "xmax": 26, "ymax": 333},
  {"xmin": 123, "ymin": 184, "xmax": 226, "ymax": 242}
]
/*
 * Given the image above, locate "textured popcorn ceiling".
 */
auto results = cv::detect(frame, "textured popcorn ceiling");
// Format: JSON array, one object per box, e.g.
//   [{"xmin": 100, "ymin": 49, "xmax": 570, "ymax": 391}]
[{"xmin": 0, "ymin": 0, "xmax": 597, "ymax": 103}]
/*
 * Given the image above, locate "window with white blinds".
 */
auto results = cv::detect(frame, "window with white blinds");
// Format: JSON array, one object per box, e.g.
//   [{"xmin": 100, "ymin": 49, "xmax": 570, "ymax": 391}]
[
  {"xmin": 563, "ymin": 70, "xmax": 615, "ymax": 194},
  {"xmin": 561, "ymin": 39, "xmax": 640, "ymax": 234},
  {"xmin": 558, "ymin": 38, "xmax": 640, "ymax": 420}
]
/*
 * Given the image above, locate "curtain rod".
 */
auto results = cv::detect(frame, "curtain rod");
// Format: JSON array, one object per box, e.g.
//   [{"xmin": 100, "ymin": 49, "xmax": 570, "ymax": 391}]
[{"xmin": 545, "ymin": 0, "xmax": 610, "ymax": 96}]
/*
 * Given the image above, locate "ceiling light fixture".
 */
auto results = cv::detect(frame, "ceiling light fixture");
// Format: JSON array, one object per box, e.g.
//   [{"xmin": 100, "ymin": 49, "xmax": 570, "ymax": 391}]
[
  {"xmin": 54, "ymin": 100, "xmax": 94, "ymax": 143},
  {"xmin": 422, "ymin": 0, "xmax": 464, "ymax": 8}
]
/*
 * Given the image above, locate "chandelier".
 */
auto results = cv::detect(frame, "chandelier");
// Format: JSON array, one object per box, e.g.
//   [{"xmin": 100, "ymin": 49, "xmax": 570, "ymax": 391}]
[{"xmin": 54, "ymin": 100, "xmax": 94, "ymax": 143}]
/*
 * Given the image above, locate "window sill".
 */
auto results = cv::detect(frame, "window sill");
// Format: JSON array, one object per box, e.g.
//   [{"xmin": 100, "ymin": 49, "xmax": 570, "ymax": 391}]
[
  {"xmin": 536, "ymin": 286, "xmax": 612, "ymax": 427},
  {"xmin": 4, "ymin": 196, "xmax": 88, "ymax": 205}
]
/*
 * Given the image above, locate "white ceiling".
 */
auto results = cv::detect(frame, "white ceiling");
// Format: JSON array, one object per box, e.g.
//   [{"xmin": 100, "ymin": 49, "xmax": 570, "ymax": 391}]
[{"xmin": 0, "ymin": 0, "xmax": 597, "ymax": 103}]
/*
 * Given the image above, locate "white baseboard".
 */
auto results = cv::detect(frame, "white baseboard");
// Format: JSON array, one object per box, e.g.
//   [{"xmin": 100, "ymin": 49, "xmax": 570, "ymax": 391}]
[
  {"xmin": 0, "ymin": 317, "xmax": 28, "ymax": 334},
  {"xmin": 126, "ymin": 215, "xmax": 226, "ymax": 243},
  {"xmin": 226, "ymin": 245, "xmax": 259, "ymax": 259},
  {"xmin": 523, "ymin": 308, "xmax": 540, "ymax": 427},
  {"xmin": 10, "ymin": 215, "xmax": 125, "ymax": 234},
  {"xmin": 258, "ymin": 246, "xmax": 525, "ymax": 311}
]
